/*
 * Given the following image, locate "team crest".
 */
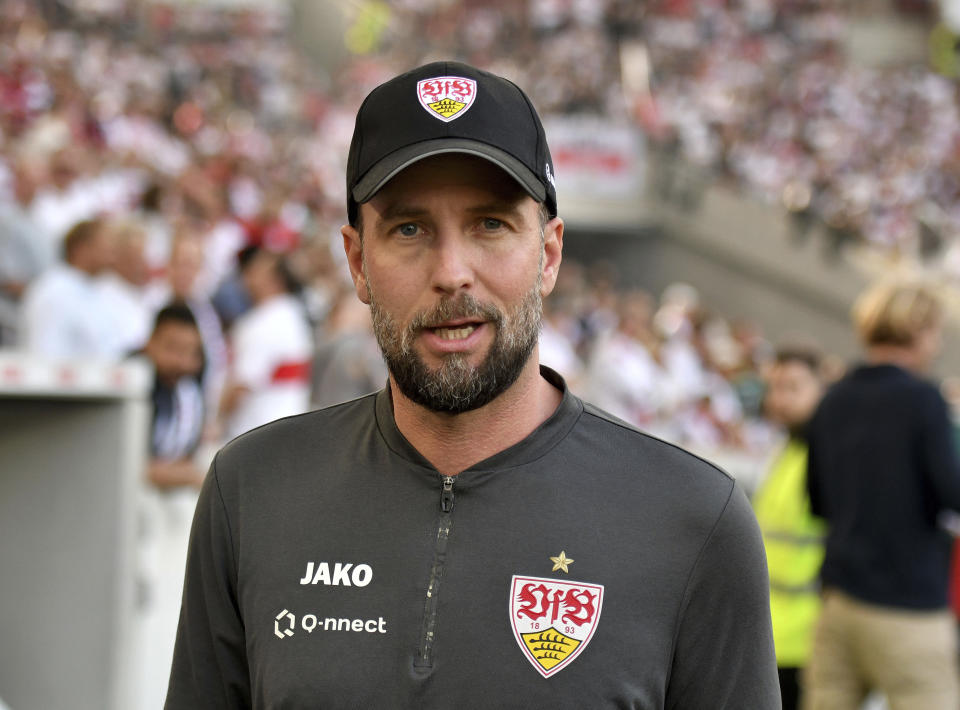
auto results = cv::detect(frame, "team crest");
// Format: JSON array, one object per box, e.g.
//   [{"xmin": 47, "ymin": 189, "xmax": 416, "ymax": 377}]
[
  {"xmin": 509, "ymin": 575, "xmax": 604, "ymax": 678},
  {"xmin": 417, "ymin": 76, "xmax": 477, "ymax": 122}
]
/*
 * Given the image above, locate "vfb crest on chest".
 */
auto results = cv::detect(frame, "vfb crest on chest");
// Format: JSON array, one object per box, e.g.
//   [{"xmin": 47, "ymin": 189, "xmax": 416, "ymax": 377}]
[{"xmin": 509, "ymin": 575, "xmax": 604, "ymax": 677}]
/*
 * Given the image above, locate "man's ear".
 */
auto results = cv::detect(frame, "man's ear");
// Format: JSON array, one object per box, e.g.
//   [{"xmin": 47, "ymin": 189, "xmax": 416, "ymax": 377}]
[
  {"xmin": 539, "ymin": 216, "xmax": 564, "ymax": 299},
  {"xmin": 341, "ymin": 223, "xmax": 370, "ymax": 304}
]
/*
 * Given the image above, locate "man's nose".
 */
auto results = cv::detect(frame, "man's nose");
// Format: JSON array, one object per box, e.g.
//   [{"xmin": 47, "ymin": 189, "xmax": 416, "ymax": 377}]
[{"xmin": 430, "ymin": 233, "xmax": 474, "ymax": 295}]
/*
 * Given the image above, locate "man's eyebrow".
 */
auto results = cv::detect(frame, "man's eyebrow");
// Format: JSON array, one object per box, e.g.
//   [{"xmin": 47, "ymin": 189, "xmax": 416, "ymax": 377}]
[
  {"xmin": 465, "ymin": 201, "xmax": 526, "ymax": 218},
  {"xmin": 374, "ymin": 203, "xmax": 430, "ymax": 225},
  {"xmin": 374, "ymin": 200, "xmax": 529, "ymax": 225}
]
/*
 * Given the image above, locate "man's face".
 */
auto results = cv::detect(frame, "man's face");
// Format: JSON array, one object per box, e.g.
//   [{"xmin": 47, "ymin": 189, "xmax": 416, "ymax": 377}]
[
  {"xmin": 146, "ymin": 321, "xmax": 203, "ymax": 387},
  {"xmin": 765, "ymin": 360, "xmax": 822, "ymax": 431},
  {"xmin": 241, "ymin": 250, "xmax": 280, "ymax": 303},
  {"xmin": 342, "ymin": 154, "xmax": 563, "ymax": 413},
  {"xmin": 76, "ymin": 224, "xmax": 117, "ymax": 275}
]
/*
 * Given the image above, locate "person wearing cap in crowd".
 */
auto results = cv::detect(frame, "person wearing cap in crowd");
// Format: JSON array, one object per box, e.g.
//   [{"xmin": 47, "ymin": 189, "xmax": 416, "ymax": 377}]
[{"xmin": 166, "ymin": 61, "xmax": 779, "ymax": 709}]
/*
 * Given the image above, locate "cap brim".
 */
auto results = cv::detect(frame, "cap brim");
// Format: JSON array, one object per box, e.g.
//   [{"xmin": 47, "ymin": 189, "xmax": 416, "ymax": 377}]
[{"xmin": 352, "ymin": 138, "xmax": 547, "ymax": 205}]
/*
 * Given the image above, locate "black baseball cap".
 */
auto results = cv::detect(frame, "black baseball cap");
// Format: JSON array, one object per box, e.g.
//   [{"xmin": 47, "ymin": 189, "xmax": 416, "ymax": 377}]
[{"xmin": 346, "ymin": 61, "xmax": 557, "ymax": 226}]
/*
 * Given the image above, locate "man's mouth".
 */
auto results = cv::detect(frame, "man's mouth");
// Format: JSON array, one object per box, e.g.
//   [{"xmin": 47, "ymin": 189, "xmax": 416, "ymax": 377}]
[
  {"xmin": 433, "ymin": 324, "xmax": 478, "ymax": 340},
  {"xmin": 424, "ymin": 317, "xmax": 486, "ymax": 342}
]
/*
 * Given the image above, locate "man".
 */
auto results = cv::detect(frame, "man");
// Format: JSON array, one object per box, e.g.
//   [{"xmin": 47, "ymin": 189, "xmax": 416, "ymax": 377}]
[
  {"xmin": 805, "ymin": 280, "xmax": 960, "ymax": 710},
  {"xmin": 147, "ymin": 229, "xmax": 229, "ymax": 432},
  {"xmin": 19, "ymin": 217, "xmax": 117, "ymax": 359},
  {"xmin": 0, "ymin": 155, "xmax": 51, "ymax": 344},
  {"xmin": 166, "ymin": 61, "xmax": 779, "ymax": 708},
  {"xmin": 98, "ymin": 218, "xmax": 154, "ymax": 355},
  {"xmin": 143, "ymin": 304, "xmax": 207, "ymax": 489},
  {"xmin": 583, "ymin": 289, "xmax": 666, "ymax": 428},
  {"xmin": 753, "ymin": 346, "xmax": 826, "ymax": 710},
  {"xmin": 138, "ymin": 304, "xmax": 207, "ymax": 710},
  {"xmin": 219, "ymin": 245, "xmax": 313, "ymax": 440}
]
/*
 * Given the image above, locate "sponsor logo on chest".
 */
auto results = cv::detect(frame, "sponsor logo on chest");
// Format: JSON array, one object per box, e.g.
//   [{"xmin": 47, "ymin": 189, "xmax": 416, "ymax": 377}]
[{"xmin": 299, "ymin": 561, "xmax": 373, "ymax": 587}]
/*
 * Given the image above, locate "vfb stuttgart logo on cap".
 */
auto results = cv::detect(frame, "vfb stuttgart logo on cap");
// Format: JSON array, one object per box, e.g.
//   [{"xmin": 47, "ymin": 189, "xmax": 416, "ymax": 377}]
[
  {"xmin": 417, "ymin": 76, "xmax": 477, "ymax": 122},
  {"xmin": 510, "ymin": 575, "xmax": 604, "ymax": 677}
]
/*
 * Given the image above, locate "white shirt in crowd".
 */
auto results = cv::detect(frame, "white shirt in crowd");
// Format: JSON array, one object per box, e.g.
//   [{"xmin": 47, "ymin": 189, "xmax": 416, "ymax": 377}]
[
  {"xmin": 226, "ymin": 293, "xmax": 313, "ymax": 439},
  {"xmin": 583, "ymin": 330, "xmax": 666, "ymax": 427},
  {"xmin": 19, "ymin": 263, "xmax": 118, "ymax": 360},
  {"xmin": 97, "ymin": 272, "xmax": 153, "ymax": 355}
]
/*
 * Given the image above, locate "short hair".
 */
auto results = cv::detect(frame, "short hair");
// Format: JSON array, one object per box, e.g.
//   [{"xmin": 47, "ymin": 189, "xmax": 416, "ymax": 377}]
[
  {"xmin": 852, "ymin": 280, "xmax": 943, "ymax": 347},
  {"xmin": 774, "ymin": 344, "xmax": 822, "ymax": 374},
  {"xmin": 63, "ymin": 218, "xmax": 105, "ymax": 260},
  {"xmin": 153, "ymin": 303, "xmax": 198, "ymax": 333}
]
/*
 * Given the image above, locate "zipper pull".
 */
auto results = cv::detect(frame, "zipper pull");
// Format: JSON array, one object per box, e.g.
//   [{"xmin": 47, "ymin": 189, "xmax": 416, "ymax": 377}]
[{"xmin": 440, "ymin": 476, "xmax": 455, "ymax": 513}]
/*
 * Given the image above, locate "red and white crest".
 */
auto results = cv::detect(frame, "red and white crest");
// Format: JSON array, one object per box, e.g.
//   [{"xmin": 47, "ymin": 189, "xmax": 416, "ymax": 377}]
[
  {"xmin": 509, "ymin": 575, "xmax": 604, "ymax": 678},
  {"xmin": 416, "ymin": 76, "xmax": 477, "ymax": 122}
]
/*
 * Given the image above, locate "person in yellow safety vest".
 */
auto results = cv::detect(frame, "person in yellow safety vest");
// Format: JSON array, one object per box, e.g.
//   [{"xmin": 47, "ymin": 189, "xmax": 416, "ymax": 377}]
[{"xmin": 753, "ymin": 345, "xmax": 827, "ymax": 710}]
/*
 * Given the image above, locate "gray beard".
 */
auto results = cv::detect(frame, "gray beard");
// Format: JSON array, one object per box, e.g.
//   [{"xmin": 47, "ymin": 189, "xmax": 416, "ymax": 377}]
[{"xmin": 368, "ymin": 287, "xmax": 542, "ymax": 414}]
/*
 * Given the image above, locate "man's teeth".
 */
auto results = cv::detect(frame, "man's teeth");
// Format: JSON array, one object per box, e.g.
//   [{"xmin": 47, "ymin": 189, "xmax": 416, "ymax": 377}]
[{"xmin": 435, "ymin": 325, "xmax": 477, "ymax": 340}]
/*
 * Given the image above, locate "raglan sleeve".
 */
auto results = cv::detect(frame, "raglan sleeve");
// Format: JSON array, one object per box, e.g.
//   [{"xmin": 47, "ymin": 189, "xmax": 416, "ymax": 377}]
[
  {"xmin": 665, "ymin": 481, "xmax": 781, "ymax": 710},
  {"xmin": 164, "ymin": 453, "xmax": 252, "ymax": 709}
]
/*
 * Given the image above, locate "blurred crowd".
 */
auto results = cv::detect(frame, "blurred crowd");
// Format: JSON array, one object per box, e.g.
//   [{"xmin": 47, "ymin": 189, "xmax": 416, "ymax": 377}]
[
  {"xmin": 0, "ymin": 0, "xmax": 801, "ymax": 474},
  {"xmin": 642, "ymin": 0, "xmax": 960, "ymax": 272}
]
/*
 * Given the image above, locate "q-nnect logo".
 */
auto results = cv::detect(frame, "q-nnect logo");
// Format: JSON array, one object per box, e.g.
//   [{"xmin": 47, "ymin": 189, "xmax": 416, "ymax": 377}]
[
  {"xmin": 273, "ymin": 609, "xmax": 388, "ymax": 640},
  {"xmin": 274, "ymin": 609, "xmax": 296, "ymax": 639}
]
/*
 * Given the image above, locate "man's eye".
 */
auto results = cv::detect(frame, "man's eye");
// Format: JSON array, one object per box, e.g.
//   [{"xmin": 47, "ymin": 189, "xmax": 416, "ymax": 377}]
[
  {"xmin": 398, "ymin": 223, "xmax": 419, "ymax": 237},
  {"xmin": 482, "ymin": 218, "xmax": 503, "ymax": 230}
]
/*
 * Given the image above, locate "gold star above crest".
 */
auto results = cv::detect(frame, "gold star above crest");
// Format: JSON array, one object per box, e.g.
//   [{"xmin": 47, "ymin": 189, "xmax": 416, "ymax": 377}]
[{"xmin": 550, "ymin": 551, "xmax": 574, "ymax": 574}]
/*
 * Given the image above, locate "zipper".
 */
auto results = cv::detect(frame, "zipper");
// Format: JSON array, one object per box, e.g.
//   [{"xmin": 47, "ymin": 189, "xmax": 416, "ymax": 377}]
[{"xmin": 414, "ymin": 475, "xmax": 456, "ymax": 669}]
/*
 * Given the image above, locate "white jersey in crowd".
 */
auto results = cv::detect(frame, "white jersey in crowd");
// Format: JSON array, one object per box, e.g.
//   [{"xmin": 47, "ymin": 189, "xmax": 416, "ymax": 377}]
[
  {"xmin": 583, "ymin": 330, "xmax": 666, "ymax": 427},
  {"xmin": 226, "ymin": 293, "xmax": 313, "ymax": 440},
  {"xmin": 19, "ymin": 263, "xmax": 118, "ymax": 360},
  {"xmin": 97, "ymin": 272, "xmax": 153, "ymax": 356}
]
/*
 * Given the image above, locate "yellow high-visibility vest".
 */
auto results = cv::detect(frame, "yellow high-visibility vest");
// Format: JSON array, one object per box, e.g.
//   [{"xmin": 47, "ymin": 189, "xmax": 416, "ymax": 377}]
[{"xmin": 752, "ymin": 439, "xmax": 826, "ymax": 667}]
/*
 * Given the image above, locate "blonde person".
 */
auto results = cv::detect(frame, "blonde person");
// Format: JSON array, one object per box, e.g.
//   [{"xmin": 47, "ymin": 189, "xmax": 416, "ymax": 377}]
[{"xmin": 804, "ymin": 280, "xmax": 960, "ymax": 710}]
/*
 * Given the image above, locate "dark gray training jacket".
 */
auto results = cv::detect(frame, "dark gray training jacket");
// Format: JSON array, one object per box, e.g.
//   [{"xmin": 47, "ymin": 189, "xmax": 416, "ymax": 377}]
[{"xmin": 165, "ymin": 368, "xmax": 780, "ymax": 709}]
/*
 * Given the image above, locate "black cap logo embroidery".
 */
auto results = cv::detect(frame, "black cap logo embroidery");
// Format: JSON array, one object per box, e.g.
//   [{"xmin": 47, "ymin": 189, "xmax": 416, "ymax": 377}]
[{"xmin": 417, "ymin": 76, "xmax": 477, "ymax": 122}]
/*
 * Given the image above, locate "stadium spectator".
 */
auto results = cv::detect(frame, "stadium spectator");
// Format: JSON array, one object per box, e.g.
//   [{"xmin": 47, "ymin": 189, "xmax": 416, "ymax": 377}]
[
  {"xmin": 148, "ymin": 228, "xmax": 229, "ymax": 427},
  {"xmin": 752, "ymin": 344, "xmax": 826, "ymax": 710},
  {"xmin": 19, "ymin": 217, "xmax": 118, "ymax": 359},
  {"xmin": 98, "ymin": 218, "xmax": 153, "ymax": 355},
  {"xmin": 310, "ymin": 287, "xmax": 387, "ymax": 409},
  {"xmin": 0, "ymin": 155, "xmax": 50, "ymax": 344},
  {"xmin": 220, "ymin": 246, "xmax": 313, "ymax": 439},
  {"xmin": 805, "ymin": 280, "xmax": 960, "ymax": 709},
  {"xmin": 582, "ymin": 288, "xmax": 667, "ymax": 427},
  {"xmin": 142, "ymin": 304, "xmax": 206, "ymax": 489},
  {"xmin": 135, "ymin": 303, "xmax": 207, "ymax": 710}
]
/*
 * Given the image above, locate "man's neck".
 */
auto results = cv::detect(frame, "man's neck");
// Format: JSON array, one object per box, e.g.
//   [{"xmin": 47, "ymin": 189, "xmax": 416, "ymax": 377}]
[{"xmin": 389, "ymin": 356, "xmax": 563, "ymax": 477}]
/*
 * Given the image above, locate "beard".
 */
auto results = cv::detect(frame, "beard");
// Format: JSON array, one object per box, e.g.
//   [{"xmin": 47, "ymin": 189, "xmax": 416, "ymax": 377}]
[{"xmin": 368, "ymin": 284, "xmax": 543, "ymax": 414}]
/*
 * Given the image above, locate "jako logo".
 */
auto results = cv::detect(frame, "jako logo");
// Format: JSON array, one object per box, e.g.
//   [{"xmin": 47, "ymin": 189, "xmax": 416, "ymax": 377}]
[{"xmin": 299, "ymin": 562, "xmax": 373, "ymax": 586}]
